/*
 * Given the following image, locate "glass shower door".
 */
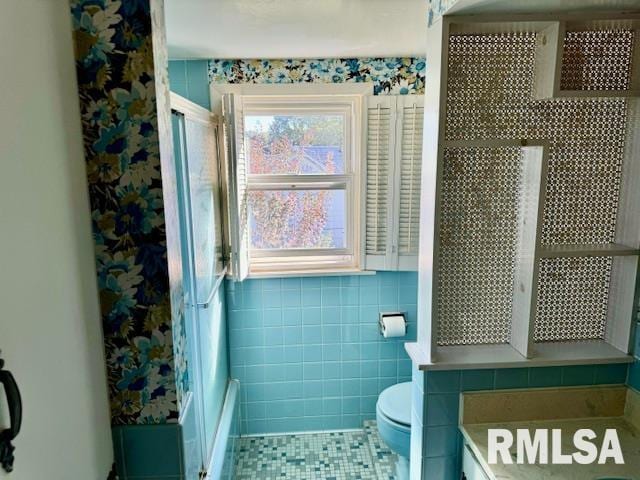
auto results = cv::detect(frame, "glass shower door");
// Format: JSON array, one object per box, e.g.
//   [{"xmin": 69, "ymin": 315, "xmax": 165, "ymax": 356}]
[
  {"xmin": 172, "ymin": 101, "xmax": 227, "ymax": 476},
  {"xmin": 183, "ymin": 113, "xmax": 227, "ymax": 465}
]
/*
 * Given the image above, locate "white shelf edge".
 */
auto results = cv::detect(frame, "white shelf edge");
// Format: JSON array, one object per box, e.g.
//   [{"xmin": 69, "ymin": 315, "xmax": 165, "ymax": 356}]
[
  {"xmin": 539, "ymin": 243, "xmax": 640, "ymax": 258},
  {"xmin": 405, "ymin": 341, "xmax": 633, "ymax": 371},
  {"xmin": 554, "ymin": 89, "xmax": 640, "ymax": 98}
]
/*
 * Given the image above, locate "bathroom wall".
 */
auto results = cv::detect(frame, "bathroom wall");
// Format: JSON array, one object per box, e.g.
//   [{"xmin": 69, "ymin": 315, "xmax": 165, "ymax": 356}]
[
  {"xmin": 168, "ymin": 60, "xmax": 210, "ymax": 109},
  {"xmin": 228, "ymin": 273, "xmax": 417, "ymax": 434},
  {"xmin": 204, "ymin": 55, "xmax": 426, "ymax": 434},
  {"xmin": 0, "ymin": 1, "xmax": 113, "ymax": 477},
  {"xmin": 71, "ymin": 1, "xmax": 199, "ymax": 478}
]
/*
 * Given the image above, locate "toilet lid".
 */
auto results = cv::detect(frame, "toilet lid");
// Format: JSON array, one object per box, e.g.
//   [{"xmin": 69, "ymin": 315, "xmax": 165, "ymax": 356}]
[{"xmin": 378, "ymin": 382, "xmax": 412, "ymax": 426}]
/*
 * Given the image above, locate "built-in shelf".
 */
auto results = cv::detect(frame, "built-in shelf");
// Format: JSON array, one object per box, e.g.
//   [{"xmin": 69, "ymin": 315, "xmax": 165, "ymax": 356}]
[
  {"xmin": 539, "ymin": 243, "xmax": 640, "ymax": 258},
  {"xmin": 405, "ymin": 341, "xmax": 633, "ymax": 371},
  {"xmin": 417, "ymin": 12, "xmax": 640, "ymax": 371},
  {"xmin": 533, "ymin": 18, "xmax": 640, "ymax": 100}
]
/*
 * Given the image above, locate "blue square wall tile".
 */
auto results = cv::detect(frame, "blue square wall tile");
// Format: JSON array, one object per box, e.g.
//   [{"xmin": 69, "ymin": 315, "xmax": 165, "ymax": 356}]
[
  {"xmin": 303, "ymin": 308, "xmax": 322, "ymax": 325},
  {"xmin": 264, "ymin": 346, "xmax": 285, "ymax": 364},
  {"xmin": 284, "ymin": 345, "xmax": 302, "ymax": 363},
  {"xmin": 263, "ymin": 309, "xmax": 282, "ymax": 327},
  {"xmin": 495, "ymin": 368, "xmax": 529, "ymax": 389},
  {"xmin": 561, "ymin": 365, "xmax": 596, "ymax": 386},
  {"xmin": 243, "ymin": 288, "xmax": 262, "ymax": 307},
  {"xmin": 341, "ymin": 306, "xmax": 359, "ymax": 323},
  {"xmin": 528, "ymin": 366, "xmax": 562, "ymax": 388},
  {"xmin": 461, "ymin": 369, "xmax": 495, "ymax": 391},
  {"xmin": 422, "ymin": 454, "xmax": 459, "ymax": 480},
  {"xmin": 426, "ymin": 370, "xmax": 461, "ymax": 393},
  {"xmin": 323, "ymin": 344, "xmax": 341, "ymax": 361},
  {"xmin": 425, "ymin": 425, "xmax": 459, "ymax": 458},
  {"xmin": 342, "ymin": 287, "xmax": 360, "ymax": 306},
  {"xmin": 118, "ymin": 424, "xmax": 182, "ymax": 477},
  {"xmin": 426, "ymin": 394, "xmax": 459, "ymax": 426},
  {"xmin": 594, "ymin": 363, "xmax": 628, "ymax": 385},
  {"xmin": 302, "ymin": 277, "xmax": 321, "ymax": 288},
  {"xmin": 283, "ymin": 308, "xmax": 302, "ymax": 326},
  {"xmin": 324, "ymin": 380, "xmax": 341, "ymax": 396},
  {"xmin": 322, "ymin": 287, "xmax": 342, "ymax": 306},
  {"xmin": 282, "ymin": 277, "xmax": 302, "ymax": 291},
  {"xmin": 282, "ymin": 289, "xmax": 301, "ymax": 307},
  {"xmin": 627, "ymin": 359, "xmax": 640, "ymax": 390},
  {"xmin": 340, "ymin": 275, "xmax": 360, "ymax": 287},
  {"xmin": 264, "ymin": 327, "xmax": 284, "ymax": 345},
  {"xmin": 359, "ymin": 287, "xmax": 378, "ymax": 305},
  {"xmin": 303, "ymin": 344, "xmax": 322, "ymax": 362},
  {"xmin": 302, "ymin": 288, "xmax": 322, "ymax": 306},
  {"xmin": 321, "ymin": 276, "xmax": 341, "ymax": 287}
]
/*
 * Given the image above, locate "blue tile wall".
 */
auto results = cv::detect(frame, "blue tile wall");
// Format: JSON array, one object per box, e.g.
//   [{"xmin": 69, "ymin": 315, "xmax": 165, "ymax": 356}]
[
  {"xmin": 112, "ymin": 424, "xmax": 183, "ymax": 479},
  {"xmin": 227, "ymin": 271, "xmax": 418, "ymax": 434},
  {"xmin": 410, "ymin": 362, "xmax": 630, "ymax": 480},
  {"xmin": 168, "ymin": 60, "xmax": 211, "ymax": 109}
]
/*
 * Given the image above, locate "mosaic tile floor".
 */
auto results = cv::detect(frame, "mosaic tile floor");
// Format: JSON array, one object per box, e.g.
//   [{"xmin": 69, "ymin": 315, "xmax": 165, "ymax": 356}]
[{"xmin": 235, "ymin": 420, "xmax": 398, "ymax": 479}]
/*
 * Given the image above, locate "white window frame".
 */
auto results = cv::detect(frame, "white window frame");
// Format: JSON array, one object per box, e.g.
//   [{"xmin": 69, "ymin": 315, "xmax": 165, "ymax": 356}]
[{"xmin": 213, "ymin": 84, "xmax": 371, "ymax": 277}]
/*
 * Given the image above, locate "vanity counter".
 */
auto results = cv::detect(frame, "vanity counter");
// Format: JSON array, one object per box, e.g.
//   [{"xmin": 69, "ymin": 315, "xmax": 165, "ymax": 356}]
[
  {"xmin": 461, "ymin": 417, "xmax": 640, "ymax": 480},
  {"xmin": 459, "ymin": 386, "xmax": 640, "ymax": 480}
]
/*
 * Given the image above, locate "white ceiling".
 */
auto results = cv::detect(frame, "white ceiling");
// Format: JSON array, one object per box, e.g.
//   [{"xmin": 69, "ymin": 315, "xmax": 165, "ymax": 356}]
[{"xmin": 165, "ymin": 0, "xmax": 428, "ymax": 60}]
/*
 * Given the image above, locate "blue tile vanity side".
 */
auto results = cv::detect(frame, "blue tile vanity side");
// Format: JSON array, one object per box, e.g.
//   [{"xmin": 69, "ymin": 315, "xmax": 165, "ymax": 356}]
[
  {"xmin": 412, "ymin": 363, "xmax": 631, "ymax": 480},
  {"xmin": 227, "ymin": 271, "xmax": 418, "ymax": 434},
  {"xmin": 168, "ymin": 60, "xmax": 211, "ymax": 109}
]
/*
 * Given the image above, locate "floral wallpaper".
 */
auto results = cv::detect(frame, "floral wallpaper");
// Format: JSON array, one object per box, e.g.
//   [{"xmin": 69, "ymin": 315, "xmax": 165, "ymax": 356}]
[
  {"xmin": 70, "ymin": 0, "xmax": 180, "ymax": 424},
  {"xmin": 208, "ymin": 57, "xmax": 426, "ymax": 95}
]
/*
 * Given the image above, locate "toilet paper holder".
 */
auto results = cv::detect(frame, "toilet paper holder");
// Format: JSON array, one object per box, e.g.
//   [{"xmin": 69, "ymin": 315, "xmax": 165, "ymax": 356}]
[{"xmin": 379, "ymin": 312, "xmax": 407, "ymax": 336}]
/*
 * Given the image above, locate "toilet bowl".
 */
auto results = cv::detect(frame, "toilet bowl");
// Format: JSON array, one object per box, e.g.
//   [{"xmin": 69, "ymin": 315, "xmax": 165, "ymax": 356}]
[{"xmin": 376, "ymin": 381, "xmax": 412, "ymax": 469}]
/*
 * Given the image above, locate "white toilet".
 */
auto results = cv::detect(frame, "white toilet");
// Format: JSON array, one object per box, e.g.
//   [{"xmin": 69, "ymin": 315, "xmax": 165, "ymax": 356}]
[{"xmin": 376, "ymin": 382, "xmax": 412, "ymax": 479}]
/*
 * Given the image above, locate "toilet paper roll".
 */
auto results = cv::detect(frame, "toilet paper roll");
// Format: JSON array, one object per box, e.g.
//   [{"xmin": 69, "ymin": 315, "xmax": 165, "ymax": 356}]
[{"xmin": 380, "ymin": 315, "xmax": 406, "ymax": 338}]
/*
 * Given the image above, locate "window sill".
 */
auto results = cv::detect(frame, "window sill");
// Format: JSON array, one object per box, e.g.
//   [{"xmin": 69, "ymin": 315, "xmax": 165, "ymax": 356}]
[
  {"xmin": 405, "ymin": 340, "xmax": 634, "ymax": 371},
  {"xmin": 244, "ymin": 268, "xmax": 376, "ymax": 279}
]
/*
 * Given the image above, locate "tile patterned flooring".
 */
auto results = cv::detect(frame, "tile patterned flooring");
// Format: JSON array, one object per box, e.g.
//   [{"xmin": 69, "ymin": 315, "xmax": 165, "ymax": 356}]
[{"xmin": 235, "ymin": 421, "xmax": 398, "ymax": 479}]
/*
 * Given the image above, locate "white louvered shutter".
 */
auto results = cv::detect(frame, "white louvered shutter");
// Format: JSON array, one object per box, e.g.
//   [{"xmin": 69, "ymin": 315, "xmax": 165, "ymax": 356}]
[
  {"xmin": 222, "ymin": 93, "xmax": 249, "ymax": 281},
  {"xmin": 365, "ymin": 96, "xmax": 397, "ymax": 270},
  {"xmin": 364, "ymin": 95, "xmax": 423, "ymax": 271},
  {"xmin": 396, "ymin": 96, "xmax": 424, "ymax": 271}
]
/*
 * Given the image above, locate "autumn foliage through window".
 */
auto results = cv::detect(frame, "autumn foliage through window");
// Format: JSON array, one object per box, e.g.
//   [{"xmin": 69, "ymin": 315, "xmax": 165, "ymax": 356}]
[{"xmin": 246, "ymin": 114, "xmax": 347, "ymax": 250}]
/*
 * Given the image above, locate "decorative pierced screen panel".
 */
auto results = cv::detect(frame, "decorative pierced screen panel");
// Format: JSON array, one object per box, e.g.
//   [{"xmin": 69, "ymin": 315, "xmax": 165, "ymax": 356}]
[
  {"xmin": 366, "ymin": 102, "xmax": 392, "ymax": 255},
  {"xmin": 534, "ymin": 257, "xmax": 611, "ymax": 342},
  {"xmin": 443, "ymin": 32, "xmax": 631, "ymax": 345},
  {"xmin": 446, "ymin": 33, "xmax": 628, "ymax": 247},
  {"xmin": 560, "ymin": 30, "xmax": 635, "ymax": 91},
  {"xmin": 446, "ymin": 33, "xmax": 536, "ymax": 140},
  {"xmin": 541, "ymin": 140, "xmax": 624, "ymax": 245},
  {"xmin": 436, "ymin": 146, "xmax": 521, "ymax": 345}
]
